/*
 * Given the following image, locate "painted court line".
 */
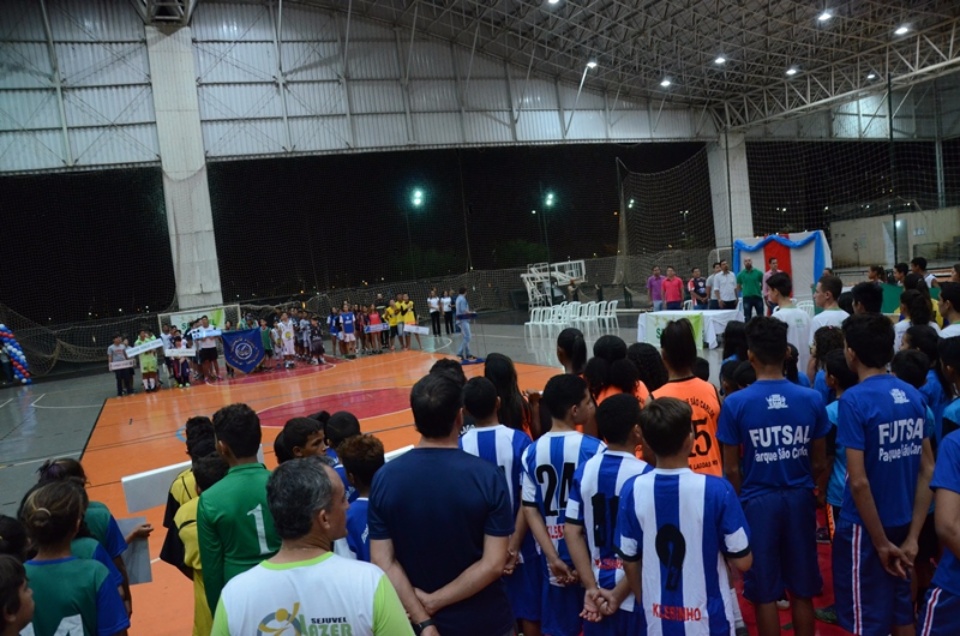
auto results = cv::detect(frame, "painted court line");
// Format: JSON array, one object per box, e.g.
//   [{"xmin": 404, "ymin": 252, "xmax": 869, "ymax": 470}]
[{"xmin": 0, "ymin": 399, "xmax": 12, "ymax": 409}]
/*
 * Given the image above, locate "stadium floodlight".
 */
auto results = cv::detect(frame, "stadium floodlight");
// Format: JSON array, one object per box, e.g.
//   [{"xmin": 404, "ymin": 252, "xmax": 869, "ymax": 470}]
[
  {"xmin": 818, "ymin": 11, "xmax": 832, "ymax": 22},
  {"xmin": 412, "ymin": 189, "xmax": 424, "ymax": 206},
  {"xmin": 545, "ymin": 192, "xmax": 555, "ymax": 207},
  {"xmin": 867, "ymin": 73, "xmax": 877, "ymax": 80},
  {"xmin": 660, "ymin": 78, "xmax": 672, "ymax": 87},
  {"xmin": 894, "ymin": 25, "xmax": 910, "ymax": 36},
  {"xmin": 628, "ymin": 199, "xmax": 635, "ymax": 209},
  {"xmin": 547, "ymin": 0, "xmax": 560, "ymax": 4},
  {"xmin": 714, "ymin": 56, "xmax": 726, "ymax": 65},
  {"xmin": 786, "ymin": 67, "xmax": 799, "ymax": 76},
  {"xmin": 586, "ymin": 60, "xmax": 598, "ymax": 69}
]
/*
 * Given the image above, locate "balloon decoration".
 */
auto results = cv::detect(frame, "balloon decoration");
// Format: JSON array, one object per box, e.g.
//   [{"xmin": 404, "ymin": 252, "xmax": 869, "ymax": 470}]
[{"xmin": 0, "ymin": 324, "xmax": 32, "ymax": 385}]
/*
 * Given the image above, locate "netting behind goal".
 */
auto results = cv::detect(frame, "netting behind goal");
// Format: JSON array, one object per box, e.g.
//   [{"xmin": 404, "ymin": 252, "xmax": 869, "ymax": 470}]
[{"xmin": 616, "ymin": 147, "xmax": 716, "ymax": 299}]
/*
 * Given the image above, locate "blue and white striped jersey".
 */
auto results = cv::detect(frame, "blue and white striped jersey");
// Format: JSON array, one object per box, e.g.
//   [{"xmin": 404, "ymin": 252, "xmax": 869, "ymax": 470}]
[
  {"xmin": 521, "ymin": 430, "xmax": 605, "ymax": 585},
  {"xmin": 616, "ymin": 468, "xmax": 750, "ymax": 636},
  {"xmin": 566, "ymin": 450, "xmax": 652, "ymax": 612},
  {"xmin": 460, "ymin": 425, "xmax": 531, "ymax": 515}
]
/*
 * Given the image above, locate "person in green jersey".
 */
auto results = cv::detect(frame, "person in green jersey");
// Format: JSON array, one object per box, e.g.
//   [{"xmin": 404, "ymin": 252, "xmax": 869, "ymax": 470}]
[
  {"xmin": 0, "ymin": 555, "xmax": 35, "ymax": 636},
  {"xmin": 134, "ymin": 327, "xmax": 159, "ymax": 393},
  {"xmin": 212, "ymin": 457, "xmax": 413, "ymax": 636},
  {"xmin": 20, "ymin": 481, "xmax": 129, "ymax": 636},
  {"xmin": 198, "ymin": 403, "xmax": 281, "ymax": 614},
  {"xmin": 736, "ymin": 257, "xmax": 765, "ymax": 322}
]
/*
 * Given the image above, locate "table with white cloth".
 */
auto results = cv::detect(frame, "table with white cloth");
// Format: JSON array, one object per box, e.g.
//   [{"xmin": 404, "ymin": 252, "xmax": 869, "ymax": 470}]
[{"xmin": 636, "ymin": 309, "xmax": 744, "ymax": 349}]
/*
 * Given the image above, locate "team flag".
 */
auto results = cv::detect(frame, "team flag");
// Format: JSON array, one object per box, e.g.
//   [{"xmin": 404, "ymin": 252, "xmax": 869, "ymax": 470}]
[{"xmin": 221, "ymin": 327, "xmax": 264, "ymax": 374}]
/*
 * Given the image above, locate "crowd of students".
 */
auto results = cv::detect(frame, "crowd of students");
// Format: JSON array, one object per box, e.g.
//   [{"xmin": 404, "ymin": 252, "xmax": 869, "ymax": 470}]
[{"xmin": 5, "ymin": 268, "xmax": 960, "ymax": 636}]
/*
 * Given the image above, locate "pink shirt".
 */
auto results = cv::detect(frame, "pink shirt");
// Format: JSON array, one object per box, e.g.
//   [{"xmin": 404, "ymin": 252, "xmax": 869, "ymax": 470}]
[{"xmin": 662, "ymin": 277, "xmax": 684, "ymax": 303}]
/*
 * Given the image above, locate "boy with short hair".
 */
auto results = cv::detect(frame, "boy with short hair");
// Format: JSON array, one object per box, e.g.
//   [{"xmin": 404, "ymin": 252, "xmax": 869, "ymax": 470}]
[
  {"xmin": 460, "ymin": 377, "xmax": 538, "ymax": 636},
  {"xmin": 768, "ymin": 272, "xmax": 813, "ymax": 373},
  {"xmin": 338, "ymin": 434, "xmax": 385, "ymax": 563},
  {"xmin": 617, "ymin": 397, "xmax": 752, "ymax": 634},
  {"xmin": 340, "ymin": 302, "xmax": 357, "ymax": 358},
  {"xmin": 327, "ymin": 411, "xmax": 363, "ymax": 503},
  {"xmin": 717, "ymin": 317, "xmax": 830, "ymax": 636},
  {"xmin": 565, "ymin": 393, "xmax": 650, "ymax": 635},
  {"xmin": 308, "ymin": 315, "xmax": 325, "ymax": 365},
  {"xmin": 834, "ymin": 313, "xmax": 935, "ymax": 636},
  {"xmin": 273, "ymin": 418, "xmax": 326, "ymax": 464},
  {"xmin": 521, "ymin": 374, "xmax": 605, "ymax": 636}
]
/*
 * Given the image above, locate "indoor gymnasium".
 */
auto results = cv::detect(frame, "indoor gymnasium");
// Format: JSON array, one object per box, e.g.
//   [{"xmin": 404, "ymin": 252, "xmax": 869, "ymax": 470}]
[{"xmin": 2, "ymin": 1, "xmax": 960, "ymax": 635}]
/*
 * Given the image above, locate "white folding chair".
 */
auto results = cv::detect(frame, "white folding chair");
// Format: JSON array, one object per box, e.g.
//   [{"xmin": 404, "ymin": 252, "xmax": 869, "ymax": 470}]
[
  {"xmin": 524, "ymin": 307, "xmax": 545, "ymax": 337},
  {"xmin": 796, "ymin": 300, "xmax": 816, "ymax": 319},
  {"xmin": 682, "ymin": 300, "xmax": 693, "ymax": 311}
]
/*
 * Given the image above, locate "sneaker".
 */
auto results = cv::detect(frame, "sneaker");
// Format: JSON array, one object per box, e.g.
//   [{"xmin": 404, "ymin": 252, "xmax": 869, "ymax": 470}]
[
  {"xmin": 776, "ymin": 598, "xmax": 790, "ymax": 610},
  {"xmin": 310, "ymin": 359, "xmax": 319, "ymax": 366},
  {"xmin": 815, "ymin": 606, "xmax": 838, "ymax": 624}
]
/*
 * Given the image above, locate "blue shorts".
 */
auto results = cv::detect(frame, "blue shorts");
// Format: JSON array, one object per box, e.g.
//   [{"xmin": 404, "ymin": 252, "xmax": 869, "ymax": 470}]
[
  {"xmin": 541, "ymin": 580, "xmax": 583, "ymax": 636},
  {"xmin": 742, "ymin": 488, "xmax": 822, "ymax": 603},
  {"xmin": 397, "ymin": 322, "xmax": 405, "ymax": 336},
  {"xmin": 505, "ymin": 554, "xmax": 542, "ymax": 621},
  {"xmin": 918, "ymin": 586, "xmax": 960, "ymax": 636},
  {"xmin": 582, "ymin": 608, "xmax": 644, "ymax": 636},
  {"xmin": 833, "ymin": 521, "xmax": 913, "ymax": 635}
]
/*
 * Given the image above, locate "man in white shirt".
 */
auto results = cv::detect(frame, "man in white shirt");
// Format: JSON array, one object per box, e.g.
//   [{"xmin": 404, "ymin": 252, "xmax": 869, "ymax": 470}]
[
  {"xmin": 809, "ymin": 275, "xmax": 849, "ymax": 346},
  {"xmin": 911, "ymin": 256, "xmax": 940, "ymax": 289},
  {"xmin": 940, "ymin": 282, "xmax": 960, "ymax": 338},
  {"xmin": 767, "ymin": 272, "xmax": 812, "ymax": 372},
  {"xmin": 705, "ymin": 261, "xmax": 721, "ymax": 309},
  {"xmin": 713, "ymin": 260, "xmax": 738, "ymax": 310}
]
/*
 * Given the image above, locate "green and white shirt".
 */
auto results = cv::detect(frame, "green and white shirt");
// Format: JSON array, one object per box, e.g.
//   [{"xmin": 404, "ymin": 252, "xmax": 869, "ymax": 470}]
[{"xmin": 212, "ymin": 552, "xmax": 413, "ymax": 636}]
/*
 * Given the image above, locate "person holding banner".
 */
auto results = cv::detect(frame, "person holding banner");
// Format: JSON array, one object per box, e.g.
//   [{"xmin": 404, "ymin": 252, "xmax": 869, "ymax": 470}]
[
  {"xmin": 135, "ymin": 328, "xmax": 160, "ymax": 393},
  {"xmin": 196, "ymin": 316, "xmax": 223, "ymax": 382},
  {"xmin": 107, "ymin": 334, "xmax": 134, "ymax": 397}
]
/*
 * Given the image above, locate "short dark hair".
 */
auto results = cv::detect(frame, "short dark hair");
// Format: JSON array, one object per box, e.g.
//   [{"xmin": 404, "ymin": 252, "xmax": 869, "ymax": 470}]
[
  {"xmin": 939, "ymin": 336, "xmax": 960, "ymax": 384},
  {"xmin": 462, "ymin": 377, "xmax": 498, "ymax": 420},
  {"xmin": 895, "ymin": 262, "xmax": 909, "ymax": 275},
  {"xmin": 185, "ymin": 416, "xmax": 215, "ymax": 460},
  {"xmin": 338, "ymin": 435, "xmax": 385, "ymax": 490},
  {"xmin": 905, "ymin": 324, "xmax": 940, "ymax": 364},
  {"xmin": 308, "ymin": 411, "xmax": 332, "ymax": 426},
  {"xmin": 282, "ymin": 418, "xmax": 323, "ymax": 453},
  {"xmin": 891, "ymin": 350, "xmax": 929, "ymax": 390},
  {"xmin": 869, "ymin": 264, "xmax": 885, "ymax": 277},
  {"xmin": 458, "ymin": 287, "xmax": 467, "ymax": 294},
  {"xmin": 734, "ymin": 360, "xmax": 756, "ymax": 387},
  {"xmin": 593, "ymin": 335, "xmax": 628, "ymax": 361},
  {"xmin": 596, "ymin": 393, "xmax": 641, "ymax": 445},
  {"xmin": 213, "ymin": 403, "xmax": 262, "ymax": 458},
  {"xmin": 541, "ymin": 374, "xmax": 589, "ymax": 421},
  {"xmin": 819, "ymin": 275, "xmax": 843, "ymax": 301},
  {"xmin": 745, "ymin": 317, "xmax": 788, "ymax": 366},
  {"xmin": 911, "ymin": 256, "xmax": 928, "ymax": 270},
  {"xmin": 940, "ymin": 282, "xmax": 960, "ymax": 311},
  {"xmin": 824, "ymin": 350, "xmax": 858, "ymax": 391},
  {"xmin": 660, "ymin": 319, "xmax": 698, "ymax": 371},
  {"xmin": 0, "ymin": 516, "xmax": 27, "ymax": 561},
  {"xmin": 842, "ymin": 313, "xmax": 893, "ymax": 369},
  {"xmin": 429, "ymin": 359, "xmax": 467, "ymax": 386},
  {"xmin": 326, "ymin": 411, "xmax": 361, "ymax": 448},
  {"xmin": 0, "ymin": 555, "xmax": 26, "ymax": 620},
  {"xmin": 274, "ymin": 431, "xmax": 291, "ymax": 463},
  {"xmin": 411, "ymin": 373, "xmax": 463, "ymax": 438},
  {"xmin": 838, "ymin": 291, "xmax": 854, "ymax": 314},
  {"xmin": 766, "ymin": 272, "xmax": 792, "ymax": 297},
  {"xmin": 192, "ymin": 454, "xmax": 229, "ymax": 492},
  {"xmin": 639, "ymin": 397, "xmax": 692, "ymax": 458},
  {"xmin": 36, "ymin": 458, "xmax": 86, "ymax": 485},
  {"xmin": 693, "ymin": 357, "xmax": 710, "ymax": 382},
  {"xmin": 851, "ymin": 282, "xmax": 883, "ymax": 314},
  {"xmin": 267, "ymin": 457, "xmax": 336, "ymax": 540},
  {"xmin": 713, "ymin": 261, "xmax": 721, "ymax": 268}
]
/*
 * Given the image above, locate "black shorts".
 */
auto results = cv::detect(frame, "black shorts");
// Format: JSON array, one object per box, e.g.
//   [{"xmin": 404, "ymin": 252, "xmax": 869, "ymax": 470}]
[
  {"xmin": 199, "ymin": 347, "xmax": 218, "ymax": 363},
  {"xmin": 390, "ymin": 326, "xmax": 399, "ymax": 338},
  {"xmin": 917, "ymin": 512, "xmax": 940, "ymax": 565}
]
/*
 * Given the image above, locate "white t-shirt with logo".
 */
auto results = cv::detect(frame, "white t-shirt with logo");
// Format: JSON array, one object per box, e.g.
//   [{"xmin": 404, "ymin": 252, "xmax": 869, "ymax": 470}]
[
  {"xmin": 212, "ymin": 552, "xmax": 412, "ymax": 636},
  {"xmin": 773, "ymin": 306, "xmax": 812, "ymax": 371}
]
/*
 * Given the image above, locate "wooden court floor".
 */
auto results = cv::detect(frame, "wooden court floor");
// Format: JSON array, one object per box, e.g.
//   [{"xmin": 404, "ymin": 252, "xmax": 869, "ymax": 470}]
[{"xmin": 83, "ymin": 352, "xmax": 557, "ymax": 635}]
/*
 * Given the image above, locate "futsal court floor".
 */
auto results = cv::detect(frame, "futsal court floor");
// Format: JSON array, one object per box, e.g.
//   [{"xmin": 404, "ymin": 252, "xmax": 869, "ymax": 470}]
[{"xmin": 0, "ymin": 316, "xmax": 846, "ymax": 635}]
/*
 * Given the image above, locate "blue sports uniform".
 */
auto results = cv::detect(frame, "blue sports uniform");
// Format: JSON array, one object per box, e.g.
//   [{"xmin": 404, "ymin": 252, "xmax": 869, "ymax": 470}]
[
  {"xmin": 521, "ymin": 431, "xmax": 605, "ymax": 636},
  {"xmin": 717, "ymin": 378, "xmax": 830, "ymax": 604},
  {"xmin": 345, "ymin": 497, "xmax": 370, "ymax": 562},
  {"xmin": 616, "ymin": 468, "xmax": 751, "ymax": 636},
  {"xmin": 834, "ymin": 374, "xmax": 928, "ymax": 636},
  {"xmin": 460, "ymin": 424, "xmax": 539, "ymax": 622},
  {"xmin": 917, "ymin": 430, "xmax": 960, "ymax": 635},
  {"xmin": 567, "ymin": 450, "xmax": 651, "ymax": 635}
]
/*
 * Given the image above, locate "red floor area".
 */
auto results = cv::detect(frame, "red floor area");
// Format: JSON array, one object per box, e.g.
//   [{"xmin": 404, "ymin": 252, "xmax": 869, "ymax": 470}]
[{"xmin": 257, "ymin": 387, "xmax": 411, "ymax": 428}]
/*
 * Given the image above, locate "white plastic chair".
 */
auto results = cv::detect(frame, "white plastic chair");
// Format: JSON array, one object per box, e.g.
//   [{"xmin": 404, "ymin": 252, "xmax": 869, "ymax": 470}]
[
  {"xmin": 682, "ymin": 300, "xmax": 693, "ymax": 311},
  {"xmin": 599, "ymin": 299, "xmax": 619, "ymax": 330},
  {"xmin": 524, "ymin": 307, "xmax": 546, "ymax": 337},
  {"xmin": 797, "ymin": 300, "xmax": 816, "ymax": 319}
]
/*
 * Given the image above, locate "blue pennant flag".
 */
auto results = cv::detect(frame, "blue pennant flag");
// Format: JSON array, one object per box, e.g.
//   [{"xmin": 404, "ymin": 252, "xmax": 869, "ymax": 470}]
[{"xmin": 221, "ymin": 327, "xmax": 265, "ymax": 375}]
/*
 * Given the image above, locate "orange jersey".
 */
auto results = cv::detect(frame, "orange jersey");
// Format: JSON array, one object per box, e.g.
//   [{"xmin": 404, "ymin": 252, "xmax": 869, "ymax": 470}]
[
  {"xmin": 652, "ymin": 377, "xmax": 722, "ymax": 476},
  {"xmin": 595, "ymin": 381, "xmax": 650, "ymax": 406}
]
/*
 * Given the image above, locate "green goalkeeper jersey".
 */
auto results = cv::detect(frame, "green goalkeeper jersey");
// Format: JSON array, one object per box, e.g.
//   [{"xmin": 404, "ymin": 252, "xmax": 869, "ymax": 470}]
[
  {"xmin": 25, "ymin": 557, "xmax": 129, "ymax": 636},
  {"xmin": 198, "ymin": 462, "xmax": 280, "ymax": 613}
]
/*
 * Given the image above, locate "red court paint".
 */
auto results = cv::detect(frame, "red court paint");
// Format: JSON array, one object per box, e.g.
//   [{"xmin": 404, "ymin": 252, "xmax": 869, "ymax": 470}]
[{"xmin": 258, "ymin": 387, "xmax": 410, "ymax": 428}]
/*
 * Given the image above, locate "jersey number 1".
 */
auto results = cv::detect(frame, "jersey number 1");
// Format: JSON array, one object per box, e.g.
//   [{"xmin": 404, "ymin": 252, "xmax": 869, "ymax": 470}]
[{"xmin": 247, "ymin": 503, "xmax": 271, "ymax": 555}]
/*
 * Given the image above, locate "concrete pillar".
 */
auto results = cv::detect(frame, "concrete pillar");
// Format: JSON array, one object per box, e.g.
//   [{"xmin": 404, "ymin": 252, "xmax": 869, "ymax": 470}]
[
  {"xmin": 145, "ymin": 25, "xmax": 223, "ymax": 310},
  {"xmin": 707, "ymin": 131, "xmax": 754, "ymax": 249}
]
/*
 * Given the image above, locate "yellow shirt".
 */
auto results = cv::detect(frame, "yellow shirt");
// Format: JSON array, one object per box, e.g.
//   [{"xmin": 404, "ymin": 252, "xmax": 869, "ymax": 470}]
[
  {"xmin": 170, "ymin": 468, "xmax": 197, "ymax": 507},
  {"xmin": 384, "ymin": 306, "xmax": 400, "ymax": 327},
  {"xmin": 400, "ymin": 300, "xmax": 416, "ymax": 325},
  {"xmin": 175, "ymin": 498, "xmax": 211, "ymax": 636}
]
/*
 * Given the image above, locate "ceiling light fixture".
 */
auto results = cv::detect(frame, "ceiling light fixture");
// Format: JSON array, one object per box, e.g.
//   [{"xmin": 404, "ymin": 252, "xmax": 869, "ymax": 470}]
[
  {"xmin": 894, "ymin": 25, "xmax": 910, "ymax": 35},
  {"xmin": 714, "ymin": 56, "xmax": 726, "ymax": 65},
  {"xmin": 547, "ymin": 0, "xmax": 560, "ymax": 4},
  {"xmin": 818, "ymin": 11, "xmax": 832, "ymax": 22},
  {"xmin": 660, "ymin": 78, "xmax": 672, "ymax": 87},
  {"xmin": 786, "ymin": 67, "xmax": 799, "ymax": 76},
  {"xmin": 586, "ymin": 60, "xmax": 598, "ymax": 69},
  {"xmin": 867, "ymin": 72, "xmax": 877, "ymax": 80}
]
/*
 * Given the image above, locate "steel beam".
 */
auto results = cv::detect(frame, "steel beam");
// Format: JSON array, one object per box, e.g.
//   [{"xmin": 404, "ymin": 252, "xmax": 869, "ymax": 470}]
[{"xmin": 38, "ymin": 0, "xmax": 73, "ymax": 167}]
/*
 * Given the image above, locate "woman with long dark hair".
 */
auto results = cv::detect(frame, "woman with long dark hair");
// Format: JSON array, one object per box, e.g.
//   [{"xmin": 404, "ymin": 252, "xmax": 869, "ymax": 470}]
[{"xmin": 484, "ymin": 353, "xmax": 539, "ymax": 439}]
